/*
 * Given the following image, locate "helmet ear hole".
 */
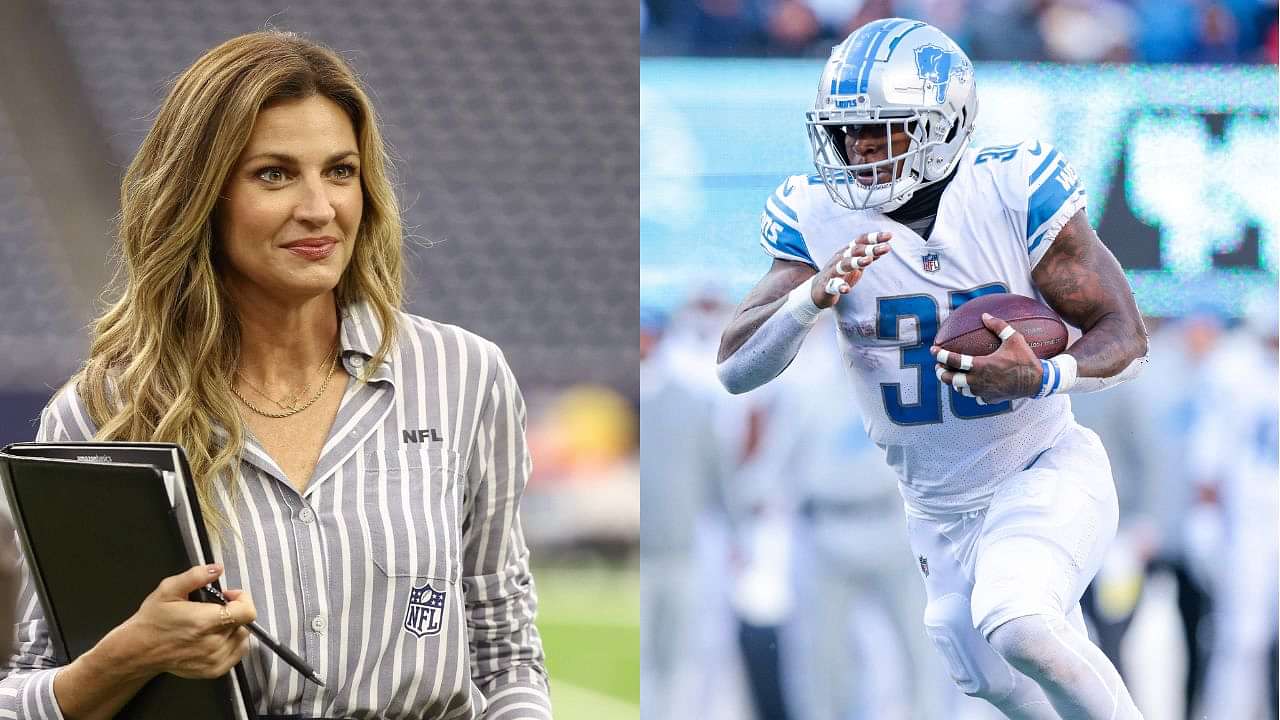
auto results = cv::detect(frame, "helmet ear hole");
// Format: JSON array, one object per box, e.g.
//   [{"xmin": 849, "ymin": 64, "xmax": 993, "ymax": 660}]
[{"xmin": 945, "ymin": 106, "xmax": 967, "ymax": 144}]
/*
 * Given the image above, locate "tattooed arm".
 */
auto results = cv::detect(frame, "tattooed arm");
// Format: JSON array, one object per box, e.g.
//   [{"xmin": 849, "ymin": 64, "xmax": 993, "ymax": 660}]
[
  {"xmin": 932, "ymin": 210, "xmax": 1148, "ymax": 401},
  {"xmin": 1030, "ymin": 210, "xmax": 1149, "ymax": 378}
]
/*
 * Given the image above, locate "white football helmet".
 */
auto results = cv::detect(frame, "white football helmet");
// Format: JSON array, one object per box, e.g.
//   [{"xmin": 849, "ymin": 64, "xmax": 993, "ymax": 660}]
[{"xmin": 806, "ymin": 19, "xmax": 978, "ymax": 212}]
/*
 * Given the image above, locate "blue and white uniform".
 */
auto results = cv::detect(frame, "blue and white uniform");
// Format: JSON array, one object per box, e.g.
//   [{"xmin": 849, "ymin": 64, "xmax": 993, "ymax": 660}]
[
  {"xmin": 1195, "ymin": 334, "xmax": 1279, "ymax": 719},
  {"xmin": 761, "ymin": 139, "xmax": 1086, "ymax": 516},
  {"xmin": 761, "ymin": 141, "xmax": 1126, "ymax": 710},
  {"xmin": 748, "ymin": 17, "xmax": 1146, "ymax": 717}
]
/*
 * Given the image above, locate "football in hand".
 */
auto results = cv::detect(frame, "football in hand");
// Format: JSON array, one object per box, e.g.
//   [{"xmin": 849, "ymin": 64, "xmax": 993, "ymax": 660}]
[{"xmin": 935, "ymin": 293, "xmax": 1067, "ymax": 359}]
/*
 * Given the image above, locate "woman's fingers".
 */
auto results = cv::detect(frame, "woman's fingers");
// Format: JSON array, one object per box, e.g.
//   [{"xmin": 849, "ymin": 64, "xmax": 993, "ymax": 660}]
[{"xmin": 154, "ymin": 564, "xmax": 221, "ymax": 601}]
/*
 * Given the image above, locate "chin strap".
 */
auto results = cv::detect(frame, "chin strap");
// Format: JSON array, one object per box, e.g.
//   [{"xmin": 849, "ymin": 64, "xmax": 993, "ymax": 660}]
[{"xmin": 1035, "ymin": 353, "xmax": 1149, "ymax": 398}]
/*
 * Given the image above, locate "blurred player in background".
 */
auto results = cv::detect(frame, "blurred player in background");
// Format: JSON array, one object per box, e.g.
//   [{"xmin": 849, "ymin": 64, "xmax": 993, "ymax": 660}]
[
  {"xmin": 1123, "ymin": 308, "xmax": 1228, "ymax": 717},
  {"xmin": 640, "ymin": 305, "xmax": 725, "ymax": 720},
  {"xmin": 716, "ymin": 18, "xmax": 1150, "ymax": 720},
  {"xmin": 1194, "ymin": 296, "xmax": 1279, "ymax": 720},
  {"xmin": 723, "ymin": 390, "xmax": 796, "ymax": 720},
  {"xmin": 688, "ymin": 294, "xmax": 796, "ymax": 720},
  {"xmin": 655, "ymin": 291, "xmax": 800, "ymax": 720}
]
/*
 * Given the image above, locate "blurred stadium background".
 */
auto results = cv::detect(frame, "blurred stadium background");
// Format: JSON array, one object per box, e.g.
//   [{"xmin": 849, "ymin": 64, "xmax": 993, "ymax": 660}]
[
  {"xmin": 0, "ymin": 1, "xmax": 639, "ymax": 717},
  {"xmin": 642, "ymin": 1, "xmax": 1278, "ymax": 719}
]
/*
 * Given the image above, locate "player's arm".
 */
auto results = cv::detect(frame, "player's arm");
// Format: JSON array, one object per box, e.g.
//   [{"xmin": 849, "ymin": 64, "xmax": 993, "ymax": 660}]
[
  {"xmin": 717, "ymin": 259, "xmax": 815, "ymax": 363},
  {"xmin": 1030, "ymin": 209, "xmax": 1149, "ymax": 384},
  {"xmin": 717, "ymin": 233, "xmax": 892, "ymax": 394},
  {"xmin": 931, "ymin": 210, "xmax": 1148, "ymax": 402}
]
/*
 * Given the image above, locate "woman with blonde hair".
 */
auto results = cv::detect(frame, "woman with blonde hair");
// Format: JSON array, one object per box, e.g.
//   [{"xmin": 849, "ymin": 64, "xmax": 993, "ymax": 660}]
[{"xmin": 0, "ymin": 31, "xmax": 550, "ymax": 719}]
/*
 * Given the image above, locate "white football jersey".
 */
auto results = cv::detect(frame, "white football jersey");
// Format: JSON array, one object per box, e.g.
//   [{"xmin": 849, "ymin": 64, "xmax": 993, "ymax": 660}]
[{"xmin": 760, "ymin": 140, "xmax": 1087, "ymax": 515}]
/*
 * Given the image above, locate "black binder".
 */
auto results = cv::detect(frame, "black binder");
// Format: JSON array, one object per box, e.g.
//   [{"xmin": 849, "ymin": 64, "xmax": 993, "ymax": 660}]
[{"xmin": 0, "ymin": 442, "xmax": 255, "ymax": 719}]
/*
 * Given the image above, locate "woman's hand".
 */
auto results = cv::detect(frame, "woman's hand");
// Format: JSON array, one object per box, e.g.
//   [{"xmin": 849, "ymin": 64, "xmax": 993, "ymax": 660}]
[
  {"xmin": 112, "ymin": 563, "xmax": 256, "ymax": 679},
  {"xmin": 54, "ymin": 564, "xmax": 256, "ymax": 719}
]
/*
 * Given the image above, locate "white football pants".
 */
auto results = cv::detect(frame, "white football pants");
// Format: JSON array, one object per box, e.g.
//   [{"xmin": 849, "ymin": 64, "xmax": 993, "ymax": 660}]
[{"xmin": 907, "ymin": 424, "xmax": 1142, "ymax": 719}]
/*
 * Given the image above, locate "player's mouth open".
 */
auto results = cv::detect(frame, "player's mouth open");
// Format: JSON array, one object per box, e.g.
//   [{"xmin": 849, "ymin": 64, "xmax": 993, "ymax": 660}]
[{"xmin": 855, "ymin": 168, "xmax": 891, "ymax": 186}]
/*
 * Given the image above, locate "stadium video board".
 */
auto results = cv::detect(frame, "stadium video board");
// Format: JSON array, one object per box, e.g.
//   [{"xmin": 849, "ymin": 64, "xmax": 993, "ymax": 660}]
[{"xmin": 641, "ymin": 60, "xmax": 1277, "ymax": 317}]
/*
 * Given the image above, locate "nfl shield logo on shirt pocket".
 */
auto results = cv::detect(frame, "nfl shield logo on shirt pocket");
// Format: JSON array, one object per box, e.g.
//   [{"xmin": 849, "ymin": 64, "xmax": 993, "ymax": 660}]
[
  {"xmin": 403, "ymin": 582, "xmax": 446, "ymax": 637},
  {"xmin": 922, "ymin": 253, "xmax": 941, "ymax": 273}
]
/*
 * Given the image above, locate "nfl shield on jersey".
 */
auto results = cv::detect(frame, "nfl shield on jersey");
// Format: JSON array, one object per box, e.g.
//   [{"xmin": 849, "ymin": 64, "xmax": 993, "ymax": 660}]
[
  {"xmin": 403, "ymin": 582, "xmax": 447, "ymax": 638},
  {"xmin": 759, "ymin": 140, "xmax": 1086, "ymax": 515}
]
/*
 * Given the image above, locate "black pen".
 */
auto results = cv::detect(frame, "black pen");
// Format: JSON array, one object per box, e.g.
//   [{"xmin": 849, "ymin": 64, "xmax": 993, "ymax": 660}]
[{"xmin": 202, "ymin": 584, "xmax": 326, "ymax": 687}]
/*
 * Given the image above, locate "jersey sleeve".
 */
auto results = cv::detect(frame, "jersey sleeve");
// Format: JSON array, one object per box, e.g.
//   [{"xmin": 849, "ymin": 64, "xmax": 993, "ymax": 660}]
[
  {"xmin": 1019, "ymin": 141, "xmax": 1087, "ymax": 268},
  {"xmin": 758, "ymin": 176, "xmax": 819, "ymax": 270}
]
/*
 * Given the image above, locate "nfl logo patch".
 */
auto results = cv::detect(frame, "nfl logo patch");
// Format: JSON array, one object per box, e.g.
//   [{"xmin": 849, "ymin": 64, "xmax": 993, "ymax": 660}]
[
  {"xmin": 918, "ymin": 555, "xmax": 930, "ymax": 577},
  {"xmin": 921, "ymin": 253, "xmax": 941, "ymax": 273},
  {"xmin": 403, "ymin": 582, "xmax": 446, "ymax": 638}
]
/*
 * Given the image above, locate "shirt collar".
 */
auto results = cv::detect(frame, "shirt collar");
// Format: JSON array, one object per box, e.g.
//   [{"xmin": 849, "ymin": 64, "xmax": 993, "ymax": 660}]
[{"xmin": 339, "ymin": 300, "xmax": 396, "ymax": 383}]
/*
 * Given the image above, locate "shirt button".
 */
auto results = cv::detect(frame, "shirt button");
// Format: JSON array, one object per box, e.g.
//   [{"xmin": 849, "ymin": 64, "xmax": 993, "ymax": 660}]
[
  {"xmin": 298, "ymin": 508, "xmax": 314, "ymax": 524},
  {"xmin": 349, "ymin": 356, "xmax": 364, "ymax": 368},
  {"xmin": 312, "ymin": 615, "xmax": 326, "ymax": 633}
]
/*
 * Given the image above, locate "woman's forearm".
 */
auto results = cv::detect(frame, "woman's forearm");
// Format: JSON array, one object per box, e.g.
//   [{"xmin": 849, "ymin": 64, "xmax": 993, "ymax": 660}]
[{"xmin": 52, "ymin": 625, "xmax": 155, "ymax": 720}]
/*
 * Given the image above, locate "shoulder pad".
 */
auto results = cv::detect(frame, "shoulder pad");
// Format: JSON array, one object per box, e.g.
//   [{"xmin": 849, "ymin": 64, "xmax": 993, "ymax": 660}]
[{"xmin": 759, "ymin": 176, "xmax": 818, "ymax": 269}]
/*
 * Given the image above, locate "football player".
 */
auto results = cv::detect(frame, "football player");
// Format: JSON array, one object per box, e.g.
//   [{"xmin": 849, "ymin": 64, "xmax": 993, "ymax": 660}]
[
  {"xmin": 1193, "ymin": 298, "xmax": 1279, "ymax": 719},
  {"xmin": 716, "ymin": 18, "xmax": 1150, "ymax": 720}
]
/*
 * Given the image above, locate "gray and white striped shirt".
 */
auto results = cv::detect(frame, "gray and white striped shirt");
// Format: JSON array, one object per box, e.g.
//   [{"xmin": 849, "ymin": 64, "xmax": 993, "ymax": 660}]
[{"xmin": 0, "ymin": 301, "xmax": 551, "ymax": 719}]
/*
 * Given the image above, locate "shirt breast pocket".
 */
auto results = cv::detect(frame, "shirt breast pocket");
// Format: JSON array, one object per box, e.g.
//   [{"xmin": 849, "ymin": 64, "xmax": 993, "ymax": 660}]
[{"xmin": 365, "ymin": 447, "xmax": 463, "ymax": 583}]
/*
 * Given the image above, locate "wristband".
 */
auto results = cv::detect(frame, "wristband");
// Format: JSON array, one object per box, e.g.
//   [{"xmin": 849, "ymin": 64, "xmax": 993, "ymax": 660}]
[
  {"xmin": 1036, "ymin": 354, "xmax": 1079, "ymax": 398},
  {"xmin": 783, "ymin": 281, "xmax": 823, "ymax": 326}
]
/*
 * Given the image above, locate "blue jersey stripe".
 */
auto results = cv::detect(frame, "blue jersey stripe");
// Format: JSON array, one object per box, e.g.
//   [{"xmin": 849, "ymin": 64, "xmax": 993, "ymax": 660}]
[
  {"xmin": 1026, "ymin": 164, "xmax": 1077, "ymax": 245},
  {"xmin": 1027, "ymin": 230, "xmax": 1048, "ymax": 255},
  {"xmin": 1027, "ymin": 188, "xmax": 1081, "ymax": 255},
  {"xmin": 1028, "ymin": 149, "xmax": 1060, "ymax": 185},
  {"xmin": 762, "ymin": 207, "xmax": 815, "ymax": 267},
  {"xmin": 759, "ymin": 238, "xmax": 818, "ymax": 269},
  {"xmin": 769, "ymin": 191, "xmax": 800, "ymax": 225},
  {"xmin": 763, "ymin": 204, "xmax": 792, "ymax": 229}
]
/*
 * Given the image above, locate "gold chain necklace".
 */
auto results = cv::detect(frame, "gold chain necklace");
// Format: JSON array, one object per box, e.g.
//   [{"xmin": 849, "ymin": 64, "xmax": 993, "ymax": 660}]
[
  {"xmin": 234, "ymin": 343, "xmax": 340, "ymax": 419},
  {"xmin": 238, "ymin": 372, "xmax": 311, "ymax": 412}
]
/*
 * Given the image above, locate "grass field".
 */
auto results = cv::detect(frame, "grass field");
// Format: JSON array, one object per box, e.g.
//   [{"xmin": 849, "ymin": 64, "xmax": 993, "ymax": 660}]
[{"xmin": 533, "ymin": 561, "xmax": 640, "ymax": 719}]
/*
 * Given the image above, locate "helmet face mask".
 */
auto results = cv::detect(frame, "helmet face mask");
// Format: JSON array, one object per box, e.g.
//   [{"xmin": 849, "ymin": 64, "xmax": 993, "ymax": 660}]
[
  {"xmin": 807, "ymin": 113, "xmax": 936, "ymax": 212},
  {"xmin": 807, "ymin": 19, "xmax": 977, "ymax": 212}
]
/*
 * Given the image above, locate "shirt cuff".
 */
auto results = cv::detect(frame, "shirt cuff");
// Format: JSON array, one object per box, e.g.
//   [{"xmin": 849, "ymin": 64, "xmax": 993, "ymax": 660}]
[
  {"xmin": 4, "ymin": 667, "xmax": 67, "ymax": 720},
  {"xmin": 480, "ymin": 678, "xmax": 552, "ymax": 720}
]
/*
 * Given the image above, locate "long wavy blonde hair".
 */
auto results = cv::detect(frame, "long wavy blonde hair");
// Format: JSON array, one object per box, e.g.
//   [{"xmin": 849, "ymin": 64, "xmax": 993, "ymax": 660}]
[{"xmin": 74, "ymin": 31, "xmax": 404, "ymax": 531}]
